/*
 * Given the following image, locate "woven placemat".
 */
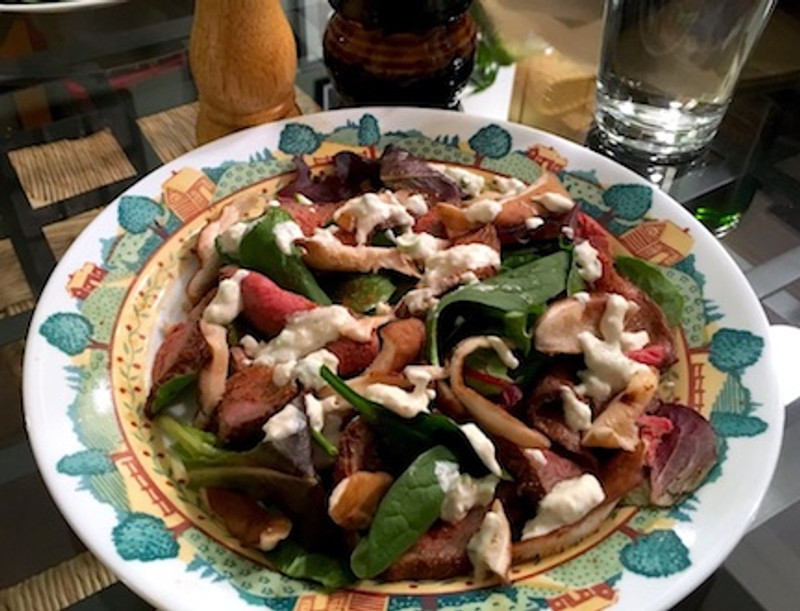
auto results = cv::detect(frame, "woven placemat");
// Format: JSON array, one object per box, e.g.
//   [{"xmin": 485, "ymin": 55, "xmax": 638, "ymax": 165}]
[
  {"xmin": 1, "ymin": 89, "xmax": 323, "ymax": 611},
  {"xmin": 8, "ymin": 128, "xmax": 137, "ymax": 209},
  {"xmin": 42, "ymin": 208, "xmax": 103, "ymax": 261},
  {"xmin": 0, "ymin": 239, "xmax": 34, "ymax": 319},
  {"xmin": 137, "ymin": 102, "xmax": 199, "ymax": 164},
  {"xmin": 137, "ymin": 87, "xmax": 319, "ymax": 165},
  {"xmin": 0, "ymin": 552, "xmax": 118, "ymax": 611}
]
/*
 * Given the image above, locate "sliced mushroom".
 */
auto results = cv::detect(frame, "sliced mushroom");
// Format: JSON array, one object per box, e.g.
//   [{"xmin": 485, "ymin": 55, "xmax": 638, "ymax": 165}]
[
  {"xmin": 533, "ymin": 294, "xmax": 609, "ymax": 355},
  {"xmin": 450, "ymin": 336, "xmax": 550, "ymax": 449},
  {"xmin": 188, "ymin": 194, "xmax": 262, "ymax": 303},
  {"xmin": 301, "ymin": 235, "xmax": 421, "ymax": 277},
  {"xmin": 494, "ymin": 172, "xmax": 574, "ymax": 228},
  {"xmin": 367, "ymin": 318, "xmax": 426, "ymax": 374},
  {"xmin": 195, "ymin": 319, "xmax": 230, "ymax": 428},
  {"xmin": 583, "ymin": 366, "xmax": 659, "ymax": 451},
  {"xmin": 433, "ymin": 202, "xmax": 475, "ymax": 238},
  {"xmin": 467, "ymin": 499, "xmax": 512, "ymax": 582},
  {"xmin": 328, "ymin": 470, "xmax": 394, "ymax": 530},
  {"xmin": 201, "ymin": 486, "xmax": 292, "ymax": 551}
]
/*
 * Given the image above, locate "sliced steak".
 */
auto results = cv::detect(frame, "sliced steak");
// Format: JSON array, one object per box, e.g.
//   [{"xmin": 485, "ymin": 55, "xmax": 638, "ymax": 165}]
[
  {"xmin": 326, "ymin": 331, "xmax": 380, "ymax": 378},
  {"xmin": 333, "ymin": 416, "xmax": 384, "ymax": 484},
  {"xmin": 382, "ymin": 507, "xmax": 486, "ymax": 581},
  {"xmin": 145, "ymin": 291, "xmax": 216, "ymax": 417},
  {"xmin": 280, "ymin": 201, "xmax": 341, "ymax": 235},
  {"xmin": 497, "ymin": 440, "xmax": 584, "ymax": 507},
  {"xmin": 215, "ymin": 365, "xmax": 297, "ymax": 446}
]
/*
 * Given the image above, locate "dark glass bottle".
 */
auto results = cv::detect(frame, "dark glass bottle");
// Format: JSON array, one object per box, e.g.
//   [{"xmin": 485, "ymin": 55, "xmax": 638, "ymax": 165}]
[{"xmin": 323, "ymin": 0, "xmax": 477, "ymax": 109}]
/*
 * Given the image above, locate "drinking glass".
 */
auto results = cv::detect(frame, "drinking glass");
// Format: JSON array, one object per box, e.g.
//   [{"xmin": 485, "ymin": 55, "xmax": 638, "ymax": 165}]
[{"xmin": 594, "ymin": 0, "xmax": 776, "ymax": 160}]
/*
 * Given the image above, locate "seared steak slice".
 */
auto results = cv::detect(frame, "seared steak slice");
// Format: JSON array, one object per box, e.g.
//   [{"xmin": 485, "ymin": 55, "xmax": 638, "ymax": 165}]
[
  {"xmin": 326, "ymin": 332, "xmax": 380, "ymax": 378},
  {"xmin": 497, "ymin": 440, "xmax": 584, "ymax": 507},
  {"xmin": 145, "ymin": 291, "xmax": 217, "ymax": 417},
  {"xmin": 216, "ymin": 365, "xmax": 297, "ymax": 446},
  {"xmin": 382, "ymin": 508, "xmax": 486, "ymax": 581},
  {"xmin": 333, "ymin": 416, "xmax": 384, "ymax": 484}
]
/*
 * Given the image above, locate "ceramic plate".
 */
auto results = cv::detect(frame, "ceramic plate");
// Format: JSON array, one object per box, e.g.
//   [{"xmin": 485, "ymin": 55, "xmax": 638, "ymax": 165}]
[
  {"xmin": 0, "ymin": 0, "xmax": 125, "ymax": 13},
  {"xmin": 24, "ymin": 107, "xmax": 782, "ymax": 611}
]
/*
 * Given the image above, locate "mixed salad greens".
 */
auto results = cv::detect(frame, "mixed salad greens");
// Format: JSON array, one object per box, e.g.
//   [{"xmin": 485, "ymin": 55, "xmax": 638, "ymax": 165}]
[{"xmin": 145, "ymin": 145, "xmax": 717, "ymax": 588}]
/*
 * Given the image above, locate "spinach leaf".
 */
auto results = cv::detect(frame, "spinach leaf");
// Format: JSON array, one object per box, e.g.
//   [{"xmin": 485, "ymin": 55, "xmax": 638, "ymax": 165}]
[
  {"xmin": 238, "ymin": 208, "xmax": 330, "ymax": 305},
  {"xmin": 310, "ymin": 428, "xmax": 338, "ymax": 458},
  {"xmin": 148, "ymin": 372, "xmax": 196, "ymax": 414},
  {"xmin": 350, "ymin": 445, "xmax": 456, "ymax": 579},
  {"xmin": 265, "ymin": 538, "xmax": 355, "ymax": 590},
  {"xmin": 499, "ymin": 239, "xmax": 562, "ymax": 272},
  {"xmin": 615, "ymin": 256, "xmax": 684, "ymax": 326},
  {"xmin": 157, "ymin": 415, "xmax": 311, "ymax": 475},
  {"xmin": 320, "ymin": 367, "xmax": 488, "ymax": 476},
  {"xmin": 427, "ymin": 250, "xmax": 570, "ymax": 364},
  {"xmin": 463, "ymin": 348, "xmax": 512, "ymax": 396},
  {"xmin": 334, "ymin": 273, "xmax": 396, "ymax": 313},
  {"xmin": 566, "ymin": 247, "xmax": 587, "ymax": 296}
]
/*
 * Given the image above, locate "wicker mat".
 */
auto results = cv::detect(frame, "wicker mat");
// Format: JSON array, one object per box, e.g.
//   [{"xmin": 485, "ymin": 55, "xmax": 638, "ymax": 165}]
[
  {"xmin": 137, "ymin": 102, "xmax": 199, "ymax": 164},
  {"xmin": 137, "ymin": 87, "xmax": 320, "ymax": 165},
  {"xmin": 0, "ymin": 552, "xmax": 118, "ymax": 611},
  {"xmin": 8, "ymin": 128, "xmax": 137, "ymax": 209},
  {"xmin": 1, "ymin": 90, "xmax": 323, "ymax": 611}
]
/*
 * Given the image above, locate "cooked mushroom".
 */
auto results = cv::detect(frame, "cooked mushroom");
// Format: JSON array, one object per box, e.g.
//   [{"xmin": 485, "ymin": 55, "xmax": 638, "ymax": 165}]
[
  {"xmin": 583, "ymin": 366, "xmax": 659, "ymax": 451},
  {"xmin": 493, "ymin": 172, "xmax": 574, "ymax": 228},
  {"xmin": 195, "ymin": 319, "xmax": 230, "ymax": 428},
  {"xmin": 328, "ymin": 470, "xmax": 394, "ymax": 530},
  {"xmin": 533, "ymin": 294, "xmax": 609, "ymax": 355},
  {"xmin": 466, "ymin": 499, "xmax": 512, "ymax": 582},
  {"xmin": 301, "ymin": 234, "xmax": 421, "ymax": 277},
  {"xmin": 201, "ymin": 486, "xmax": 292, "ymax": 551},
  {"xmin": 449, "ymin": 336, "xmax": 550, "ymax": 449},
  {"xmin": 367, "ymin": 318, "xmax": 426, "ymax": 374},
  {"xmin": 188, "ymin": 194, "xmax": 262, "ymax": 303}
]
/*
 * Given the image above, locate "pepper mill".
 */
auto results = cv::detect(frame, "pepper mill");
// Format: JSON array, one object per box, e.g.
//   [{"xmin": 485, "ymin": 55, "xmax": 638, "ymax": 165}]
[{"xmin": 190, "ymin": 0, "xmax": 301, "ymax": 145}]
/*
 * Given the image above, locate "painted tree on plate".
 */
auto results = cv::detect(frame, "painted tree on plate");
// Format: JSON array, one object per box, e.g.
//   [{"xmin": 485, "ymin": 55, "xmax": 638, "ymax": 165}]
[
  {"xmin": 708, "ymin": 328, "xmax": 767, "ymax": 437},
  {"xmin": 112, "ymin": 512, "xmax": 179, "ymax": 561},
  {"xmin": 358, "ymin": 113, "xmax": 380, "ymax": 159},
  {"xmin": 40, "ymin": 312, "xmax": 108, "ymax": 355},
  {"xmin": 468, "ymin": 124, "xmax": 511, "ymax": 167},
  {"xmin": 118, "ymin": 196, "xmax": 169, "ymax": 239},
  {"xmin": 57, "ymin": 449, "xmax": 115, "ymax": 476},
  {"xmin": 709, "ymin": 328, "xmax": 763, "ymax": 374},
  {"xmin": 619, "ymin": 528, "xmax": 691, "ymax": 577},
  {"xmin": 582, "ymin": 184, "xmax": 652, "ymax": 235},
  {"xmin": 278, "ymin": 123, "xmax": 321, "ymax": 158}
]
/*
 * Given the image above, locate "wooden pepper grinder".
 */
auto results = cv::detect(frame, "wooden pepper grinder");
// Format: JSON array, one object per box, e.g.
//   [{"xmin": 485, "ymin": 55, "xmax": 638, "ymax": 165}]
[{"xmin": 190, "ymin": 0, "xmax": 301, "ymax": 145}]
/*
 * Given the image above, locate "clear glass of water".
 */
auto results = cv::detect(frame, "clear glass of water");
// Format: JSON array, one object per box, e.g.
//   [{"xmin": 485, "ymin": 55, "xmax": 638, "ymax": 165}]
[{"xmin": 595, "ymin": 0, "xmax": 776, "ymax": 160}]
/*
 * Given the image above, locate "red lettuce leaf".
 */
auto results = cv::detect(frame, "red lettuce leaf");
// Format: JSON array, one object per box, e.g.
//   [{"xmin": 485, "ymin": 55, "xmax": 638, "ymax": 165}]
[
  {"xmin": 648, "ymin": 402, "xmax": 718, "ymax": 506},
  {"xmin": 379, "ymin": 144, "xmax": 463, "ymax": 202},
  {"xmin": 277, "ymin": 151, "xmax": 380, "ymax": 203}
]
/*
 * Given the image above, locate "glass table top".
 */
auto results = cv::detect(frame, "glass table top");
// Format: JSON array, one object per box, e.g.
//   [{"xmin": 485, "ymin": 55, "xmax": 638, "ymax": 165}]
[{"xmin": 0, "ymin": 1, "xmax": 799, "ymax": 610}]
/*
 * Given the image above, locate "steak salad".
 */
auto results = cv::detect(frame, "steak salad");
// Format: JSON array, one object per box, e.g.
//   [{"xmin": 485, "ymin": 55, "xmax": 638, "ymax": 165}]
[{"xmin": 147, "ymin": 145, "xmax": 717, "ymax": 589}]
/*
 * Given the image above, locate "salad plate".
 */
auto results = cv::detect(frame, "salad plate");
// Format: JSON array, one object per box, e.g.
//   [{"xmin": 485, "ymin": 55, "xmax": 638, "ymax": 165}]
[{"xmin": 24, "ymin": 107, "xmax": 782, "ymax": 611}]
